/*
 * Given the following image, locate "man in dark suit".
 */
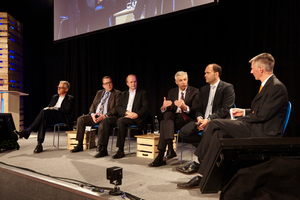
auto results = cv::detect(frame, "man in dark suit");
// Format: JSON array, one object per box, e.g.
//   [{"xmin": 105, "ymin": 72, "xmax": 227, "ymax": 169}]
[
  {"xmin": 112, "ymin": 74, "xmax": 148, "ymax": 159},
  {"xmin": 148, "ymin": 71, "xmax": 199, "ymax": 167},
  {"xmin": 14, "ymin": 81, "xmax": 74, "ymax": 153},
  {"xmin": 177, "ymin": 53, "xmax": 289, "ymax": 189},
  {"xmin": 70, "ymin": 76, "xmax": 121, "ymax": 157},
  {"xmin": 177, "ymin": 64, "xmax": 235, "ymax": 158}
]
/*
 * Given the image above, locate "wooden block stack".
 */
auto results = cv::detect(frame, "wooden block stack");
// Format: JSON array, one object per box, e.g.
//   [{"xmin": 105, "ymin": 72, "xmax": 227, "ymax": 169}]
[
  {"xmin": 135, "ymin": 134, "xmax": 177, "ymax": 159},
  {"xmin": 0, "ymin": 12, "xmax": 25, "ymax": 130},
  {"xmin": 66, "ymin": 130, "xmax": 96, "ymax": 150},
  {"xmin": 0, "ymin": 12, "xmax": 23, "ymax": 91}
]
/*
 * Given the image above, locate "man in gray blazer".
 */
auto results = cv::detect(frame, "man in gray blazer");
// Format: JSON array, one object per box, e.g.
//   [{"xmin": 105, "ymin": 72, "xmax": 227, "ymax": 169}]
[
  {"xmin": 177, "ymin": 53, "xmax": 289, "ymax": 189},
  {"xmin": 71, "ymin": 76, "xmax": 121, "ymax": 158},
  {"xmin": 148, "ymin": 71, "xmax": 199, "ymax": 167}
]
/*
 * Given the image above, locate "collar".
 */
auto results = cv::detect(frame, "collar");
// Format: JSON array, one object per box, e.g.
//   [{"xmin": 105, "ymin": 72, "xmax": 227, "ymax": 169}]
[
  {"xmin": 261, "ymin": 74, "xmax": 273, "ymax": 87},
  {"xmin": 210, "ymin": 80, "xmax": 220, "ymax": 88}
]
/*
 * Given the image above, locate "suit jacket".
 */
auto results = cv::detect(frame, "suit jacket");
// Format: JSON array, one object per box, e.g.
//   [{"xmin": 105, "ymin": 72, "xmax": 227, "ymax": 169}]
[
  {"xmin": 116, "ymin": 89, "xmax": 148, "ymax": 130},
  {"xmin": 88, "ymin": 88, "xmax": 121, "ymax": 117},
  {"xmin": 239, "ymin": 75, "xmax": 288, "ymax": 137},
  {"xmin": 164, "ymin": 86, "xmax": 199, "ymax": 121},
  {"xmin": 48, "ymin": 93, "xmax": 75, "ymax": 130},
  {"xmin": 196, "ymin": 80, "xmax": 235, "ymax": 120}
]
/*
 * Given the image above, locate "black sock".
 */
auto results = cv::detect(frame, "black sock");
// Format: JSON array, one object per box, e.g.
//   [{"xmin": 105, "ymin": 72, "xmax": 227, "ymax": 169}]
[
  {"xmin": 78, "ymin": 141, "xmax": 83, "ymax": 146},
  {"xmin": 37, "ymin": 140, "xmax": 43, "ymax": 145},
  {"xmin": 157, "ymin": 150, "xmax": 164, "ymax": 160},
  {"xmin": 167, "ymin": 139, "xmax": 173, "ymax": 151}
]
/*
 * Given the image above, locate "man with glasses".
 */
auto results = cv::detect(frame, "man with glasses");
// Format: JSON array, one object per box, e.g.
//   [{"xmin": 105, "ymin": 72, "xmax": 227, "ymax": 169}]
[
  {"xmin": 70, "ymin": 76, "xmax": 121, "ymax": 158},
  {"xmin": 14, "ymin": 81, "xmax": 74, "ymax": 153}
]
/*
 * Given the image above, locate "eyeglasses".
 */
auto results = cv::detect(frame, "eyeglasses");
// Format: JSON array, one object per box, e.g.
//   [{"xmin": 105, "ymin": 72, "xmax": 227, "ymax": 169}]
[{"xmin": 103, "ymin": 81, "xmax": 112, "ymax": 85}]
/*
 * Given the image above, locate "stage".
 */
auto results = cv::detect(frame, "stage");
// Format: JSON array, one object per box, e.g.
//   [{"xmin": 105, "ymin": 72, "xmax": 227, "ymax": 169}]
[{"xmin": 0, "ymin": 131, "xmax": 220, "ymax": 200}]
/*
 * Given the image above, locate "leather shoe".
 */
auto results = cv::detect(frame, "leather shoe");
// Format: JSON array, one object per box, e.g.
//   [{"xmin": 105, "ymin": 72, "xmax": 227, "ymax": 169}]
[
  {"xmin": 70, "ymin": 145, "xmax": 83, "ymax": 153},
  {"xmin": 148, "ymin": 157, "xmax": 166, "ymax": 167},
  {"xmin": 112, "ymin": 149, "xmax": 125, "ymax": 159},
  {"xmin": 177, "ymin": 176, "xmax": 202, "ymax": 189},
  {"xmin": 33, "ymin": 144, "xmax": 43, "ymax": 154},
  {"xmin": 14, "ymin": 130, "xmax": 30, "ymax": 139},
  {"xmin": 175, "ymin": 161, "xmax": 200, "ymax": 175},
  {"xmin": 94, "ymin": 149, "xmax": 108, "ymax": 158},
  {"xmin": 163, "ymin": 149, "xmax": 177, "ymax": 160}
]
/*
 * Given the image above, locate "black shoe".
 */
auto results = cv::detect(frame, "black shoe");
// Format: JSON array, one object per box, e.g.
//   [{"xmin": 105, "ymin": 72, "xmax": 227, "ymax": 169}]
[
  {"xmin": 177, "ymin": 176, "xmax": 202, "ymax": 189},
  {"xmin": 33, "ymin": 144, "xmax": 43, "ymax": 154},
  {"xmin": 163, "ymin": 149, "xmax": 177, "ymax": 160},
  {"xmin": 148, "ymin": 157, "xmax": 167, "ymax": 167},
  {"xmin": 70, "ymin": 145, "xmax": 83, "ymax": 153},
  {"xmin": 175, "ymin": 161, "xmax": 200, "ymax": 175},
  {"xmin": 94, "ymin": 149, "xmax": 108, "ymax": 158},
  {"xmin": 112, "ymin": 149, "xmax": 125, "ymax": 159},
  {"xmin": 14, "ymin": 130, "xmax": 30, "ymax": 139}
]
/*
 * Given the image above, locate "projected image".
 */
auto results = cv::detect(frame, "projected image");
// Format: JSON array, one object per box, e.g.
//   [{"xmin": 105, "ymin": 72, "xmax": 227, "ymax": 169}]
[{"xmin": 54, "ymin": 0, "xmax": 217, "ymax": 41}]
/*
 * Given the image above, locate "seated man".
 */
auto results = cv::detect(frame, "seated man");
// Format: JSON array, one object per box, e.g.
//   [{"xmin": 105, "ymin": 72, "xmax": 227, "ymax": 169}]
[
  {"xmin": 177, "ymin": 64, "xmax": 235, "ymax": 172},
  {"xmin": 112, "ymin": 74, "xmax": 148, "ymax": 159},
  {"xmin": 148, "ymin": 71, "xmax": 199, "ymax": 167},
  {"xmin": 70, "ymin": 76, "xmax": 121, "ymax": 157},
  {"xmin": 176, "ymin": 53, "xmax": 289, "ymax": 189},
  {"xmin": 14, "ymin": 81, "xmax": 74, "ymax": 153}
]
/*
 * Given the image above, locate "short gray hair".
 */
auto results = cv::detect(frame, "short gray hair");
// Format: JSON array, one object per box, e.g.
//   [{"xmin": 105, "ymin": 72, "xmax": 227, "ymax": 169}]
[
  {"xmin": 174, "ymin": 71, "xmax": 188, "ymax": 81},
  {"xmin": 60, "ymin": 81, "xmax": 70, "ymax": 89},
  {"xmin": 249, "ymin": 53, "xmax": 275, "ymax": 72}
]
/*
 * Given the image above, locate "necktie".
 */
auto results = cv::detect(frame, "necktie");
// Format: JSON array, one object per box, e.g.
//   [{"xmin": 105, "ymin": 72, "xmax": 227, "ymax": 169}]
[
  {"xmin": 181, "ymin": 92, "xmax": 189, "ymax": 122},
  {"xmin": 259, "ymin": 85, "xmax": 263, "ymax": 93},
  {"xmin": 99, "ymin": 92, "xmax": 109, "ymax": 114},
  {"xmin": 204, "ymin": 85, "xmax": 216, "ymax": 119}
]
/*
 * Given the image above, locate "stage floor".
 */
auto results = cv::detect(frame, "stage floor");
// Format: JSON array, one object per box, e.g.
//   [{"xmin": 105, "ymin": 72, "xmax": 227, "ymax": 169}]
[{"xmin": 0, "ymin": 131, "xmax": 220, "ymax": 200}]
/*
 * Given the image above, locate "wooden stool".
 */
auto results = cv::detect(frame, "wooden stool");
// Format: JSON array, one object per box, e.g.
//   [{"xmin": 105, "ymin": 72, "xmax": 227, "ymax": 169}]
[
  {"xmin": 135, "ymin": 134, "xmax": 177, "ymax": 159},
  {"xmin": 66, "ymin": 130, "xmax": 96, "ymax": 150}
]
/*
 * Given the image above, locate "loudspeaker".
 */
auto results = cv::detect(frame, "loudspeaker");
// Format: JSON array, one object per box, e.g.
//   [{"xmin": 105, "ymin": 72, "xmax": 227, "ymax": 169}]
[
  {"xmin": 0, "ymin": 113, "xmax": 19, "ymax": 152},
  {"xmin": 199, "ymin": 137, "xmax": 300, "ymax": 194}
]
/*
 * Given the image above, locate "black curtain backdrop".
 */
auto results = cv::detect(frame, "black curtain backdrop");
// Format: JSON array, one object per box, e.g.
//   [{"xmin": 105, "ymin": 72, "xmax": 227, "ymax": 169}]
[{"xmin": 2, "ymin": 0, "xmax": 300, "ymax": 137}]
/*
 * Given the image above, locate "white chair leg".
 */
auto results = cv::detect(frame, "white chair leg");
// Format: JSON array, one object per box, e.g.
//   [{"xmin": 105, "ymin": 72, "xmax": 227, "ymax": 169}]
[{"xmin": 111, "ymin": 128, "xmax": 115, "ymax": 153}]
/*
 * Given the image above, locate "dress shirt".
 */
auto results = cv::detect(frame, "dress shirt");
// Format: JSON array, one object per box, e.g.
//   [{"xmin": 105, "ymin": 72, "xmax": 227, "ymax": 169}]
[
  {"xmin": 203, "ymin": 80, "xmax": 220, "ymax": 119},
  {"xmin": 54, "ymin": 96, "xmax": 65, "ymax": 108},
  {"xmin": 126, "ymin": 89, "xmax": 136, "ymax": 112}
]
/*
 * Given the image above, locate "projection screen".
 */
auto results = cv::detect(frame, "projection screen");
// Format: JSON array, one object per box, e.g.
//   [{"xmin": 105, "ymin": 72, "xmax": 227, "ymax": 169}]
[{"xmin": 54, "ymin": 0, "xmax": 218, "ymax": 41}]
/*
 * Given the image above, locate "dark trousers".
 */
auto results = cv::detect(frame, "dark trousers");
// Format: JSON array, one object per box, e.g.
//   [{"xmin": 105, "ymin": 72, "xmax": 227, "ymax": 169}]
[
  {"xmin": 116, "ymin": 117, "xmax": 136, "ymax": 149},
  {"xmin": 195, "ymin": 119, "xmax": 252, "ymax": 175},
  {"xmin": 29, "ymin": 109, "xmax": 66, "ymax": 143},
  {"xmin": 157, "ymin": 112, "xmax": 188, "ymax": 151},
  {"xmin": 179, "ymin": 121, "xmax": 202, "ymax": 147},
  {"xmin": 76, "ymin": 115, "xmax": 118, "ymax": 147}
]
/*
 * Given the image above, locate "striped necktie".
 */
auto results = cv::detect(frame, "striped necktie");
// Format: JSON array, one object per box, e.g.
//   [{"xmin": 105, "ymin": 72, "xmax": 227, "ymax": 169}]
[{"xmin": 99, "ymin": 92, "xmax": 109, "ymax": 114}]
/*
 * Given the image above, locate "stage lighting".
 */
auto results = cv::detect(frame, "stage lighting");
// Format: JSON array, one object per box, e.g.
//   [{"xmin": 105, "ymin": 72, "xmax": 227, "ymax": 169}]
[{"xmin": 107, "ymin": 166, "xmax": 123, "ymax": 195}]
